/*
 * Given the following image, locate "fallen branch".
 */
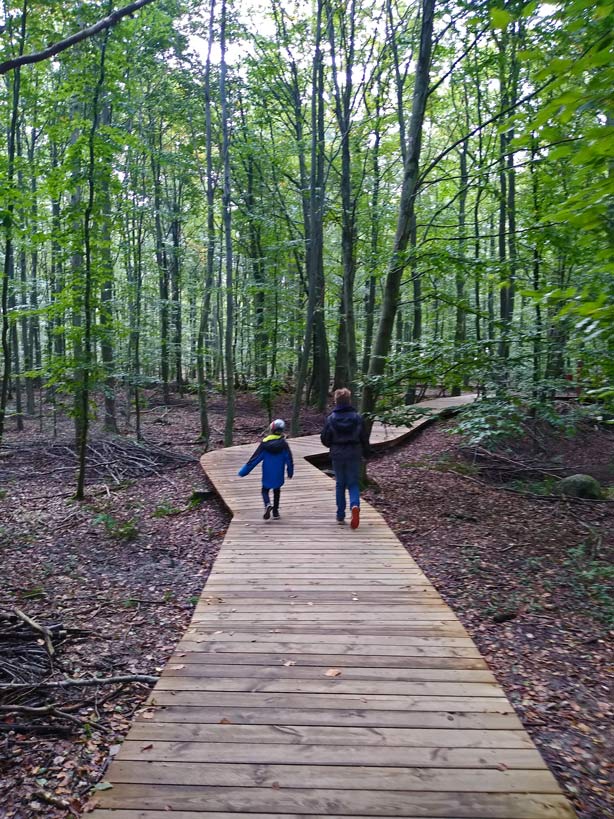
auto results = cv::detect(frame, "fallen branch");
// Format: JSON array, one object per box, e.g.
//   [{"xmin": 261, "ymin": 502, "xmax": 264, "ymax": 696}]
[
  {"xmin": 33, "ymin": 791, "xmax": 72, "ymax": 811},
  {"xmin": 0, "ymin": 673, "xmax": 158, "ymax": 691},
  {"xmin": 0, "ymin": 703, "xmax": 85, "ymax": 726},
  {"xmin": 12, "ymin": 608, "xmax": 55, "ymax": 656}
]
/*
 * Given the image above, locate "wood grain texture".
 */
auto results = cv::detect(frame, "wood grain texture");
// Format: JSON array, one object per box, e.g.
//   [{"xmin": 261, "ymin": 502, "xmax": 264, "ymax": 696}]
[{"xmin": 90, "ymin": 396, "xmax": 577, "ymax": 819}]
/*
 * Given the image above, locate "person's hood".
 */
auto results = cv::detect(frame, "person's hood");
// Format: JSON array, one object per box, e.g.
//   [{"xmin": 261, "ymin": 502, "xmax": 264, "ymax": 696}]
[
  {"xmin": 330, "ymin": 405, "xmax": 359, "ymax": 431},
  {"xmin": 261, "ymin": 434, "xmax": 286, "ymax": 453}
]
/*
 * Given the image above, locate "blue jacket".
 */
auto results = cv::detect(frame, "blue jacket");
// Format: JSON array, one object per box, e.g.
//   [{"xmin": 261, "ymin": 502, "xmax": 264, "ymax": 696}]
[
  {"xmin": 238, "ymin": 434, "xmax": 294, "ymax": 489},
  {"xmin": 320, "ymin": 404, "xmax": 370, "ymax": 463}
]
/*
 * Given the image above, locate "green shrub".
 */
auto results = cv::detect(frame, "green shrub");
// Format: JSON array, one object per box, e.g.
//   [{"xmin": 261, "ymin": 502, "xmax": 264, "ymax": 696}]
[{"xmin": 94, "ymin": 513, "xmax": 138, "ymax": 541}]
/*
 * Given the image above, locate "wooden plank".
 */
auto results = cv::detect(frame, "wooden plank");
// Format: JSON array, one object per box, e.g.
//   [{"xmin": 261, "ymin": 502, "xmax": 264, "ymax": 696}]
[
  {"xmin": 163, "ymin": 652, "xmax": 489, "ymax": 669},
  {"xmin": 107, "ymin": 761, "xmax": 560, "ymax": 792},
  {"xmin": 148, "ymin": 691, "xmax": 513, "ymax": 712},
  {"xmin": 181, "ymin": 632, "xmax": 473, "ymax": 646},
  {"xmin": 160, "ymin": 664, "xmax": 496, "ymax": 682},
  {"xmin": 125, "ymin": 722, "xmax": 535, "ymax": 748},
  {"xmin": 91, "ymin": 809, "xmax": 573, "ymax": 819},
  {"xmin": 177, "ymin": 642, "xmax": 480, "ymax": 658},
  {"xmin": 116, "ymin": 741, "xmax": 546, "ymax": 769},
  {"xmin": 153, "ymin": 679, "xmax": 503, "ymax": 697},
  {"xmin": 92, "ymin": 785, "xmax": 575, "ymax": 817},
  {"xmin": 128, "ymin": 705, "xmax": 523, "ymax": 729}
]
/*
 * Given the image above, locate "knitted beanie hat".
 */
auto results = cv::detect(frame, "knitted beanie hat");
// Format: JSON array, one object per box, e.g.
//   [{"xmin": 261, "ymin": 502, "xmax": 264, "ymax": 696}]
[{"xmin": 270, "ymin": 418, "xmax": 285, "ymax": 432}]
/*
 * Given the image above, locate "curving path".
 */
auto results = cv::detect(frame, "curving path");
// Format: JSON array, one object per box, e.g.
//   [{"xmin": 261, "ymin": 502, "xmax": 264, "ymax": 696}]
[{"xmin": 91, "ymin": 395, "xmax": 576, "ymax": 819}]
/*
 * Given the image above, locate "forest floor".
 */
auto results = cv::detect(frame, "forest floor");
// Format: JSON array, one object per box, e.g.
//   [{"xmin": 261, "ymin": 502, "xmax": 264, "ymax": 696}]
[{"xmin": 0, "ymin": 388, "xmax": 612, "ymax": 819}]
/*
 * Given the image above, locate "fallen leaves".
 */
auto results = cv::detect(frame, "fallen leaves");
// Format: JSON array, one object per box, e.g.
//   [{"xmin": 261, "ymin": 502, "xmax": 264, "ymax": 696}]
[{"xmin": 325, "ymin": 668, "xmax": 342, "ymax": 677}]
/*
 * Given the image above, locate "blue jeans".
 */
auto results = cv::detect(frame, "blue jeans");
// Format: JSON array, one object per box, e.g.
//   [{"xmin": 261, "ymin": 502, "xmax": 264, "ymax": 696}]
[{"xmin": 332, "ymin": 459, "xmax": 360, "ymax": 521}]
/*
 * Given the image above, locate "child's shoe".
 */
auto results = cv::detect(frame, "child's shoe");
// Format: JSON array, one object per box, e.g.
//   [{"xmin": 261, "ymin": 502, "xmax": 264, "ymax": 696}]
[
  {"xmin": 350, "ymin": 506, "xmax": 360, "ymax": 529},
  {"xmin": 272, "ymin": 509, "xmax": 280, "ymax": 519},
  {"xmin": 263, "ymin": 505, "xmax": 272, "ymax": 520},
  {"xmin": 336, "ymin": 518, "xmax": 345, "ymax": 525}
]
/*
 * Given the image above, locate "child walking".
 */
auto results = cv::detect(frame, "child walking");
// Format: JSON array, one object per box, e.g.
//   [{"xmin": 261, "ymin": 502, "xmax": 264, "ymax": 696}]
[{"xmin": 238, "ymin": 419, "xmax": 294, "ymax": 519}]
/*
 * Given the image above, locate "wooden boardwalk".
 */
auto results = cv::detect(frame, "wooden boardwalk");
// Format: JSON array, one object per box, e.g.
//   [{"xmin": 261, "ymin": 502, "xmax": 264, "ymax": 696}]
[{"xmin": 91, "ymin": 396, "xmax": 576, "ymax": 819}]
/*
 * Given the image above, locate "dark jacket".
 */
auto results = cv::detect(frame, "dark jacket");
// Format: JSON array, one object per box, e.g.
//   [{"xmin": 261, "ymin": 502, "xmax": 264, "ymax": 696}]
[
  {"xmin": 238, "ymin": 434, "xmax": 294, "ymax": 489},
  {"xmin": 320, "ymin": 404, "xmax": 370, "ymax": 463}
]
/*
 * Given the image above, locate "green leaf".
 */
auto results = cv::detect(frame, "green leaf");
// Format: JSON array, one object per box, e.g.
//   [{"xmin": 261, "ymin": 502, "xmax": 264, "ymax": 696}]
[{"xmin": 490, "ymin": 7, "xmax": 513, "ymax": 29}]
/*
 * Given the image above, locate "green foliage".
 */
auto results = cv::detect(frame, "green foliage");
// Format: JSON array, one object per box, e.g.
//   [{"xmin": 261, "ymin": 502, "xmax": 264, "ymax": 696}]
[
  {"xmin": 152, "ymin": 503, "xmax": 182, "ymax": 518},
  {"xmin": 94, "ymin": 513, "xmax": 138, "ymax": 541},
  {"xmin": 454, "ymin": 396, "xmax": 525, "ymax": 445},
  {"xmin": 508, "ymin": 477, "xmax": 558, "ymax": 495},
  {"xmin": 21, "ymin": 586, "xmax": 46, "ymax": 601},
  {"xmin": 564, "ymin": 543, "xmax": 614, "ymax": 626},
  {"xmin": 255, "ymin": 377, "xmax": 285, "ymax": 422},
  {"xmin": 455, "ymin": 394, "xmax": 594, "ymax": 447}
]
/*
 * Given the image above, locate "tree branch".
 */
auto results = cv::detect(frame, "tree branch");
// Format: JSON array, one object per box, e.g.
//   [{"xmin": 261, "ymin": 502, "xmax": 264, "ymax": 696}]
[
  {"xmin": 0, "ymin": 0, "xmax": 159, "ymax": 75},
  {"xmin": 0, "ymin": 674, "xmax": 158, "ymax": 691}
]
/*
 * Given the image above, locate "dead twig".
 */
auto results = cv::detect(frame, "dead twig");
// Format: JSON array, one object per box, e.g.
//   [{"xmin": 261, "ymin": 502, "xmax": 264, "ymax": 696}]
[
  {"xmin": 0, "ymin": 673, "xmax": 158, "ymax": 691},
  {"xmin": 12, "ymin": 608, "xmax": 55, "ymax": 657},
  {"xmin": 0, "ymin": 703, "xmax": 86, "ymax": 726}
]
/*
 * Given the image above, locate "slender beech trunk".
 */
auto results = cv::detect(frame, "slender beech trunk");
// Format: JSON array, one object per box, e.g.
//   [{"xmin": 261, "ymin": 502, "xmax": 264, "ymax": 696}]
[
  {"xmin": 361, "ymin": 92, "xmax": 381, "ymax": 376},
  {"xmin": 50, "ymin": 142, "xmax": 65, "ymax": 359},
  {"xmin": 292, "ymin": 0, "xmax": 326, "ymax": 433},
  {"xmin": 76, "ymin": 33, "xmax": 109, "ymax": 500},
  {"xmin": 452, "ymin": 137, "xmax": 468, "ymax": 396},
  {"xmin": 472, "ymin": 48, "xmax": 484, "ymax": 344},
  {"xmin": 16, "ymin": 128, "xmax": 33, "ymax": 419},
  {"xmin": 0, "ymin": 1, "xmax": 27, "ymax": 445},
  {"xmin": 311, "ymin": 36, "xmax": 329, "ymax": 412},
  {"xmin": 328, "ymin": 0, "xmax": 358, "ymax": 390},
  {"xmin": 9, "ymin": 294, "xmax": 23, "ymax": 431},
  {"xmin": 151, "ymin": 129, "xmax": 170, "ymax": 404},
  {"xmin": 529, "ymin": 134, "xmax": 543, "ymax": 397},
  {"xmin": 28, "ymin": 134, "xmax": 41, "ymax": 374},
  {"xmin": 410, "ymin": 214, "xmax": 421, "ymax": 342},
  {"xmin": 99, "ymin": 100, "xmax": 118, "ymax": 433},
  {"xmin": 361, "ymin": 0, "xmax": 434, "ymax": 426},
  {"xmin": 169, "ymin": 184, "xmax": 183, "ymax": 390},
  {"xmin": 220, "ymin": 0, "xmax": 235, "ymax": 446},
  {"xmin": 497, "ymin": 25, "xmax": 519, "ymax": 368},
  {"xmin": 197, "ymin": 0, "xmax": 216, "ymax": 445}
]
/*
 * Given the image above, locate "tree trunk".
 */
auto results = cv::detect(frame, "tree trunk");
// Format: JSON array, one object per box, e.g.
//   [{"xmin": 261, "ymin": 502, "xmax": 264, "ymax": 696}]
[
  {"xmin": 99, "ymin": 100, "xmax": 119, "ymax": 433},
  {"xmin": 169, "ymin": 186, "xmax": 183, "ymax": 391},
  {"xmin": 361, "ymin": 0, "xmax": 434, "ymax": 426},
  {"xmin": 16, "ymin": 130, "xmax": 34, "ymax": 419},
  {"xmin": 0, "ymin": 2, "xmax": 27, "ymax": 445},
  {"xmin": 327, "ymin": 0, "xmax": 357, "ymax": 390},
  {"xmin": 361, "ymin": 94, "xmax": 381, "ymax": 376},
  {"xmin": 151, "ymin": 131, "xmax": 170, "ymax": 405},
  {"xmin": 196, "ymin": 0, "xmax": 216, "ymax": 445},
  {"xmin": 220, "ymin": 0, "xmax": 235, "ymax": 446},
  {"xmin": 76, "ymin": 33, "xmax": 109, "ymax": 499},
  {"xmin": 292, "ymin": 0, "xmax": 326, "ymax": 432},
  {"xmin": 452, "ymin": 138, "xmax": 468, "ymax": 397}
]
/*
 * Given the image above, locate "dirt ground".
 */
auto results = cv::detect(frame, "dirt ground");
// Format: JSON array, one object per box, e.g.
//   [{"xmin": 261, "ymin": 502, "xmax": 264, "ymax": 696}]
[{"xmin": 0, "ymin": 388, "xmax": 612, "ymax": 818}]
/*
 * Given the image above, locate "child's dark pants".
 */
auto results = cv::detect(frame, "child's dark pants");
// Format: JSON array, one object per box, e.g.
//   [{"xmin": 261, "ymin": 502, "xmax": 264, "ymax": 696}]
[{"xmin": 262, "ymin": 487, "xmax": 281, "ymax": 511}]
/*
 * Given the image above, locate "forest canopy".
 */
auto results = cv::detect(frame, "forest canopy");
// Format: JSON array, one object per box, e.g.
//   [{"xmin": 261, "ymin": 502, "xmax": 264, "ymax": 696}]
[{"xmin": 1, "ymin": 0, "xmax": 613, "ymax": 492}]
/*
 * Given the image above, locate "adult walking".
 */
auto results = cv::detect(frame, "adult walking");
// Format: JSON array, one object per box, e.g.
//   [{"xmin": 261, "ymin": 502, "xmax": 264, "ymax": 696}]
[{"xmin": 320, "ymin": 388, "xmax": 370, "ymax": 529}]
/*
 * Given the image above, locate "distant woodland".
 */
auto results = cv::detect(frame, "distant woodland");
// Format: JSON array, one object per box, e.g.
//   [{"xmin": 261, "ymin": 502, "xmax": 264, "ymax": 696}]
[{"xmin": 1, "ymin": 0, "xmax": 613, "ymax": 493}]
